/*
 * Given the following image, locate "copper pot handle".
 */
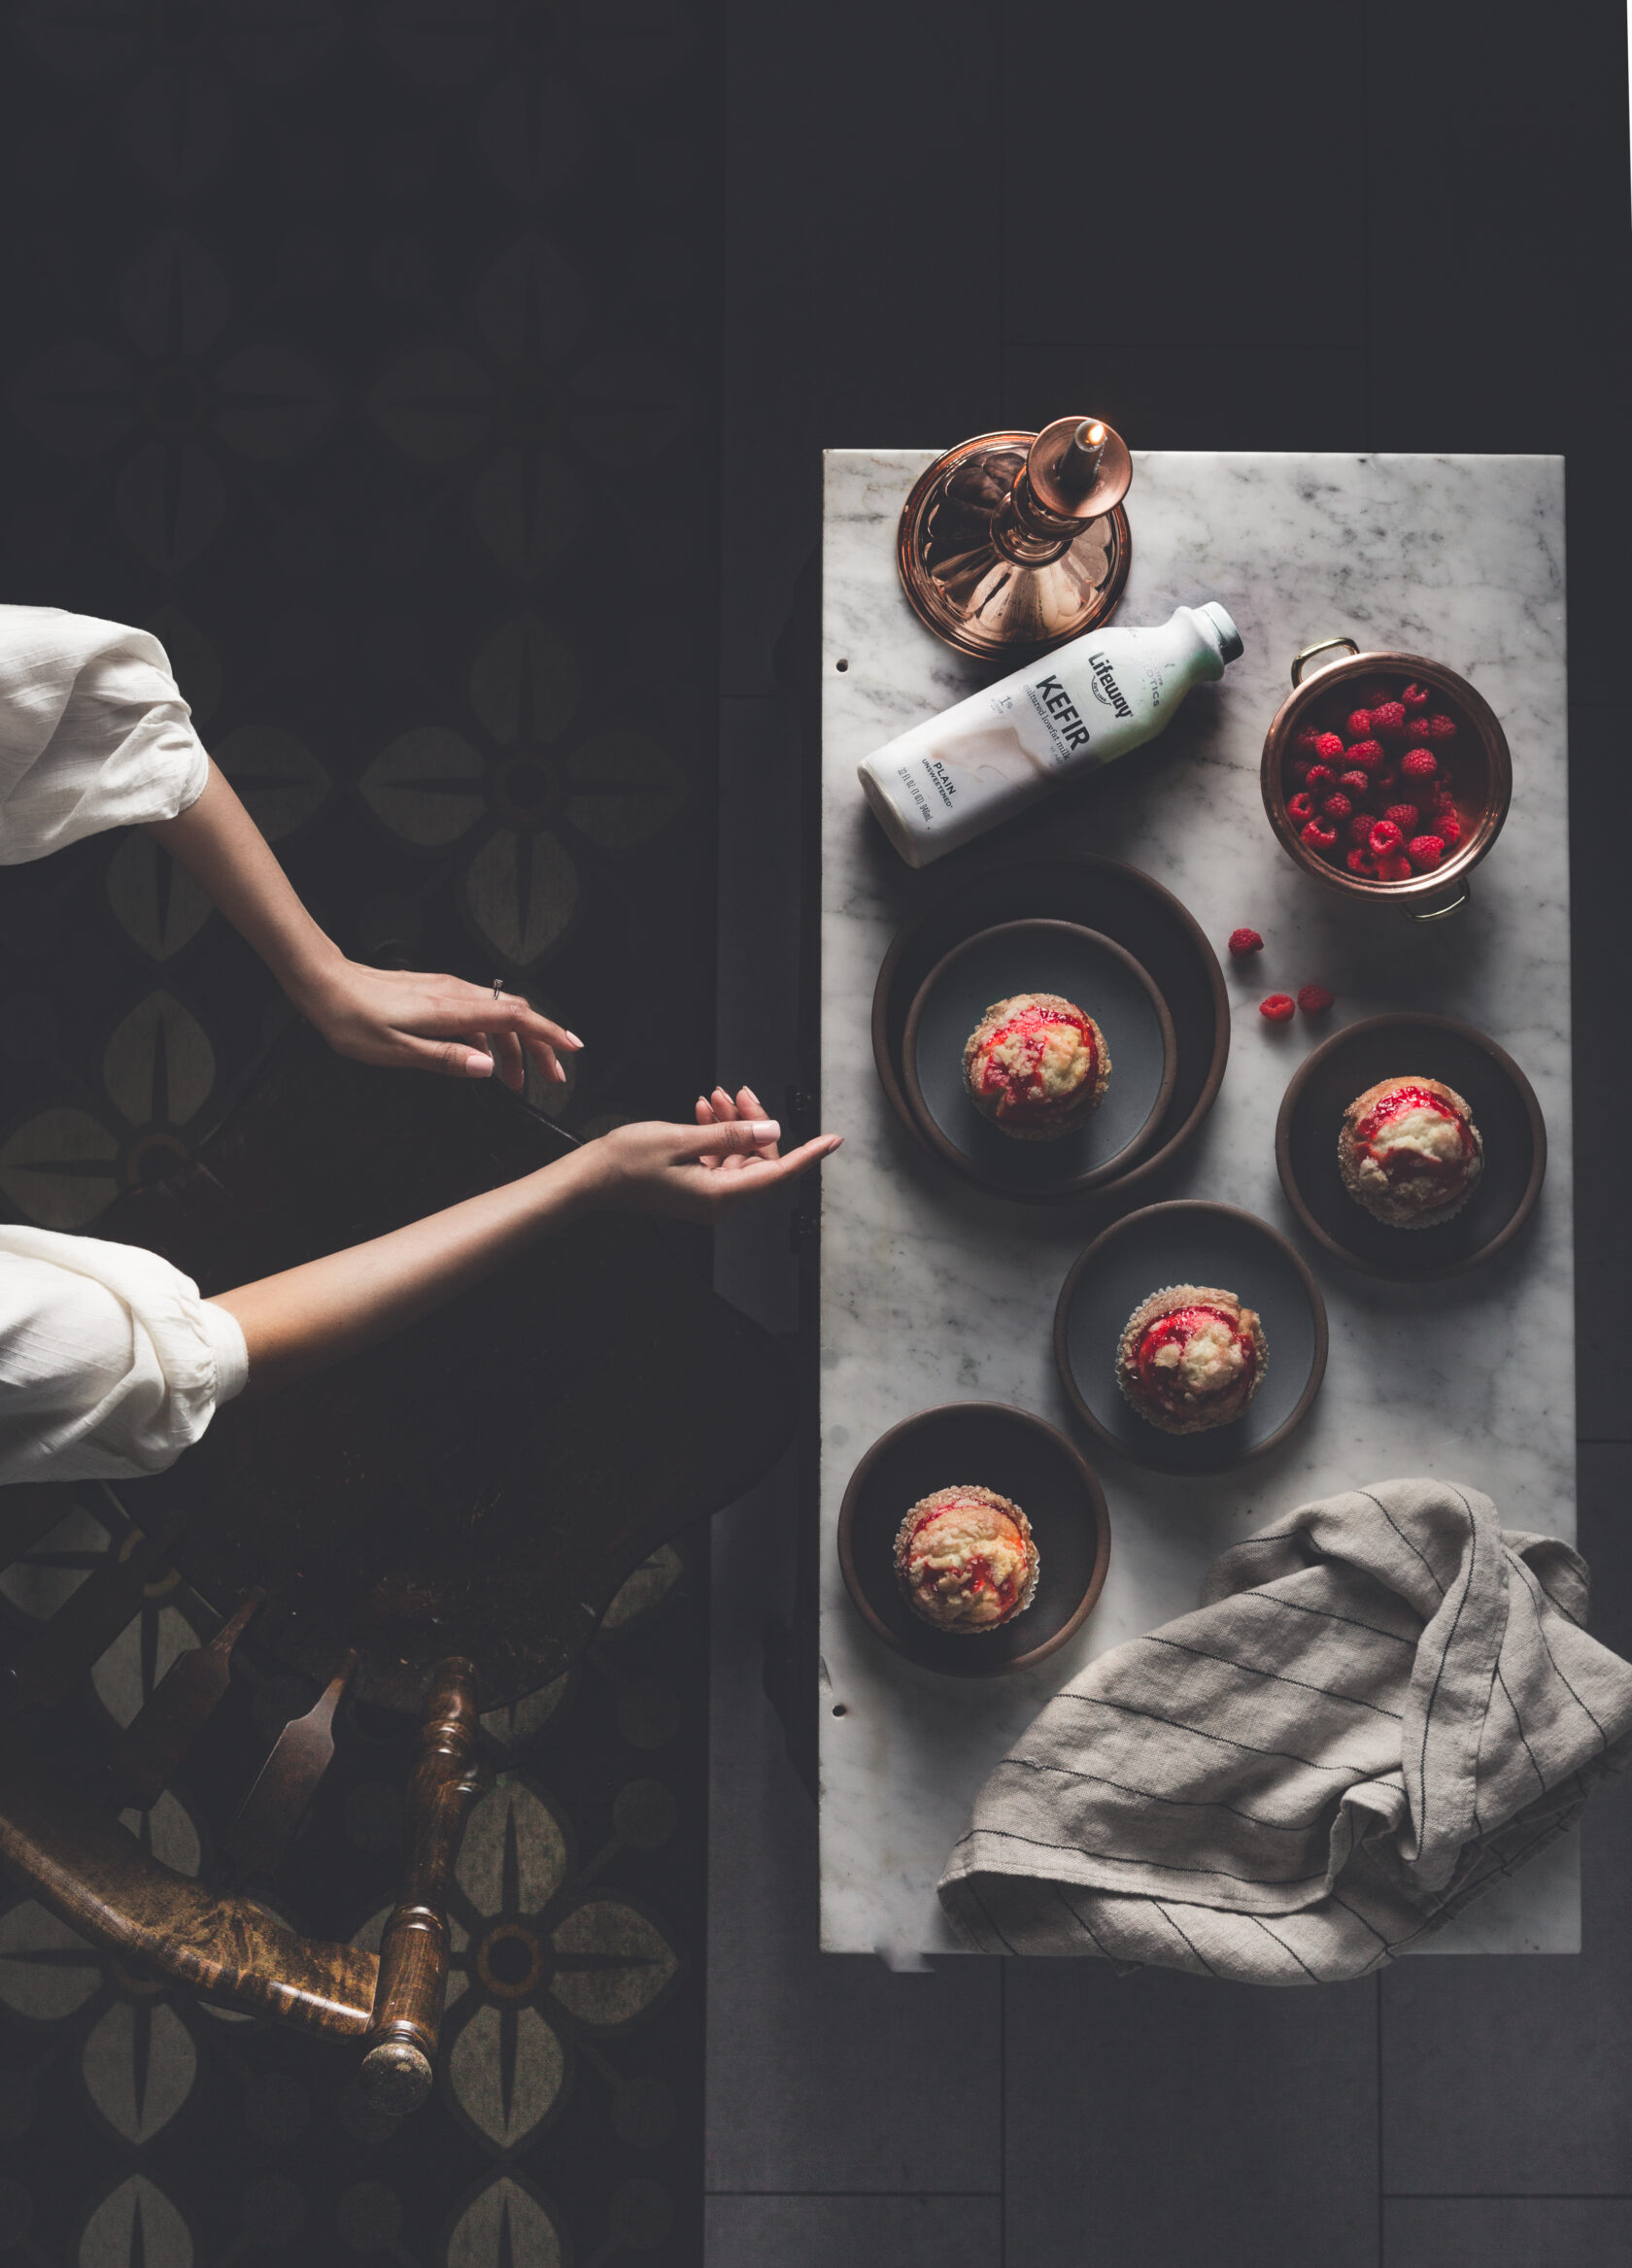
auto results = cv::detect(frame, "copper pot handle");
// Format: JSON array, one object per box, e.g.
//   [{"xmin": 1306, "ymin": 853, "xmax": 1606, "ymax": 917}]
[
  {"xmin": 1290, "ymin": 636, "xmax": 1359, "ymax": 686},
  {"xmin": 1407, "ymin": 884, "xmax": 1472, "ymax": 923}
]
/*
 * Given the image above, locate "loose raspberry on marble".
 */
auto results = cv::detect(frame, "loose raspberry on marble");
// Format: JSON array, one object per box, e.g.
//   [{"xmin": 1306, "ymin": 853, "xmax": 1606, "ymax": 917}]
[
  {"xmin": 1345, "ymin": 739, "xmax": 1385, "ymax": 771},
  {"xmin": 1424, "ymin": 712, "xmax": 1458, "ymax": 740},
  {"xmin": 1227, "ymin": 928, "xmax": 1265, "ymax": 959},
  {"xmin": 1370, "ymin": 700, "xmax": 1408, "ymax": 736},
  {"xmin": 1259, "ymin": 993, "xmax": 1297, "ymax": 1023},
  {"xmin": 1400, "ymin": 748, "xmax": 1439, "ymax": 783},
  {"xmin": 1345, "ymin": 847, "xmax": 1376, "ymax": 875},
  {"xmin": 1347, "ymin": 811, "xmax": 1376, "ymax": 845},
  {"xmin": 1437, "ymin": 812, "xmax": 1462, "ymax": 847},
  {"xmin": 1321, "ymin": 792, "xmax": 1353, "ymax": 822},
  {"xmin": 1369, "ymin": 818, "xmax": 1404, "ymax": 857},
  {"xmin": 1408, "ymin": 833, "xmax": 1446, "ymax": 870},
  {"xmin": 1383, "ymin": 802, "xmax": 1420, "ymax": 833},
  {"xmin": 1338, "ymin": 768, "xmax": 1373, "ymax": 799},
  {"xmin": 1305, "ymin": 763, "xmax": 1336, "ymax": 790},
  {"xmin": 1377, "ymin": 853, "xmax": 1412, "ymax": 881},
  {"xmin": 1312, "ymin": 732, "xmax": 1345, "ymax": 763},
  {"xmin": 1344, "ymin": 708, "xmax": 1373, "ymax": 738},
  {"xmin": 1287, "ymin": 791, "xmax": 1317, "ymax": 823},
  {"xmin": 1297, "ymin": 984, "xmax": 1335, "ymax": 1015},
  {"xmin": 1301, "ymin": 817, "xmax": 1340, "ymax": 853},
  {"xmin": 1401, "ymin": 682, "xmax": 1430, "ymax": 708}
]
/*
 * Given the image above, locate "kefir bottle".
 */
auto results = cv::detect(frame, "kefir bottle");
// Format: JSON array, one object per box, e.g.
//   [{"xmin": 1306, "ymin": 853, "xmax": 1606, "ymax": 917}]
[{"xmin": 858, "ymin": 601, "xmax": 1242, "ymax": 867}]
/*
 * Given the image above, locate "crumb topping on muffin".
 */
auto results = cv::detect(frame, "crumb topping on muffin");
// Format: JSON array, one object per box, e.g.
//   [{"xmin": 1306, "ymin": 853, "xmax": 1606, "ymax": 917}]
[
  {"xmin": 893, "ymin": 1484, "xmax": 1039, "ymax": 1633},
  {"xmin": 962, "ymin": 992, "xmax": 1109, "ymax": 1141},
  {"xmin": 1339, "ymin": 1075, "xmax": 1483, "ymax": 1228},
  {"xmin": 1116, "ymin": 1283, "xmax": 1268, "ymax": 1436}
]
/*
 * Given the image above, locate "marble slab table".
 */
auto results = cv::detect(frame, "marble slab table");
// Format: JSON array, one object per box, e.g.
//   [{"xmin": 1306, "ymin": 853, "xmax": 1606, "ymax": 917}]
[{"xmin": 819, "ymin": 450, "xmax": 1573, "ymax": 1962}]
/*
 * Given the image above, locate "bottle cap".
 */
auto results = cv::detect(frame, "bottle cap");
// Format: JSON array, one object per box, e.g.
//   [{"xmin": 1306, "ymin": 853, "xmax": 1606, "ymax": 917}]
[{"xmin": 1198, "ymin": 602, "xmax": 1243, "ymax": 663}]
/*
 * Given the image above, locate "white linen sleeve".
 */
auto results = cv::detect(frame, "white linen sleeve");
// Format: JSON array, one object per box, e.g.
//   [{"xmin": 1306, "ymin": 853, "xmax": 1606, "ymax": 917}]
[
  {"xmin": 0, "ymin": 604, "xmax": 209, "ymax": 863},
  {"xmin": 0, "ymin": 1226, "xmax": 248, "ymax": 1487}
]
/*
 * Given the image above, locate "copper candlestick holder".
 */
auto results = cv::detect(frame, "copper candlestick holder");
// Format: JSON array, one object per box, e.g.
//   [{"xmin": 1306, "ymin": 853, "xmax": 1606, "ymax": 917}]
[{"xmin": 896, "ymin": 415, "xmax": 1133, "ymax": 661}]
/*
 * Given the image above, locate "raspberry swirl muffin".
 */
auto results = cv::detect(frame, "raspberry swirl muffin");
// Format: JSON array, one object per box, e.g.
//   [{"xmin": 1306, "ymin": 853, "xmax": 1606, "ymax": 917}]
[
  {"xmin": 962, "ymin": 992, "xmax": 1109, "ymax": 1141},
  {"xmin": 1339, "ymin": 1074, "xmax": 1483, "ymax": 1228},
  {"xmin": 893, "ymin": 1485, "xmax": 1040, "ymax": 1634},
  {"xmin": 1116, "ymin": 1285, "xmax": 1268, "ymax": 1436}
]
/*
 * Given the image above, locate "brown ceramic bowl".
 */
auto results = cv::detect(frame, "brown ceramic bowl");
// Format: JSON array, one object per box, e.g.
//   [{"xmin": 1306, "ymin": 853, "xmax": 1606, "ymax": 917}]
[
  {"xmin": 838, "ymin": 1404, "xmax": 1110, "ymax": 1677},
  {"xmin": 871, "ymin": 856, "xmax": 1228, "ymax": 1206},
  {"xmin": 1260, "ymin": 640, "xmax": 1512, "ymax": 920},
  {"xmin": 1275, "ymin": 1012, "xmax": 1547, "ymax": 1280},
  {"xmin": 1053, "ymin": 1201, "xmax": 1329, "ymax": 1475}
]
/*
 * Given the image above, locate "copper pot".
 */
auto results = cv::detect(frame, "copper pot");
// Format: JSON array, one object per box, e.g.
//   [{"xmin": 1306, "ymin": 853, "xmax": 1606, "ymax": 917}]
[{"xmin": 1260, "ymin": 638, "xmax": 1513, "ymax": 921}]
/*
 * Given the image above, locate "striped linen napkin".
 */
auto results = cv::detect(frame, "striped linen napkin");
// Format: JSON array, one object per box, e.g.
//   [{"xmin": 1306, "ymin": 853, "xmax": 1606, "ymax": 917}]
[{"xmin": 938, "ymin": 1479, "xmax": 1632, "ymax": 1980}]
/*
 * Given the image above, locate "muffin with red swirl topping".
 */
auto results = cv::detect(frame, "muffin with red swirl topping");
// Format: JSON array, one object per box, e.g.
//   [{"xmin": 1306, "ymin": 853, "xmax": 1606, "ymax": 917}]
[
  {"xmin": 962, "ymin": 992, "xmax": 1109, "ymax": 1141},
  {"xmin": 1339, "ymin": 1074, "xmax": 1483, "ymax": 1228},
  {"xmin": 1116, "ymin": 1285, "xmax": 1268, "ymax": 1436},
  {"xmin": 893, "ymin": 1484, "xmax": 1040, "ymax": 1634}
]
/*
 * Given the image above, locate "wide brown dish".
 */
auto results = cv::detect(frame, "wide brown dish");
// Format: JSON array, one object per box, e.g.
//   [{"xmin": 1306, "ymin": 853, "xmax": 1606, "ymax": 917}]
[
  {"xmin": 839, "ymin": 1404, "xmax": 1109, "ymax": 1678},
  {"xmin": 873, "ymin": 855, "xmax": 1228, "ymax": 1206},
  {"xmin": 1276, "ymin": 1014, "xmax": 1545, "ymax": 1280},
  {"xmin": 1261, "ymin": 641, "xmax": 1511, "ymax": 919}
]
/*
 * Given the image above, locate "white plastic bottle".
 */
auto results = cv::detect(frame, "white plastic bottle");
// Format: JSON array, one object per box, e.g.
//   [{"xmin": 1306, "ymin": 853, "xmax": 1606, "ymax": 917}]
[{"xmin": 857, "ymin": 601, "xmax": 1243, "ymax": 867}]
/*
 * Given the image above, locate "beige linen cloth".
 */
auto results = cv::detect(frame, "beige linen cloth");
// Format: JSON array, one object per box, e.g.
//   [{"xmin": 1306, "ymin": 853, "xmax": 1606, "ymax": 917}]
[{"xmin": 938, "ymin": 1480, "xmax": 1632, "ymax": 1980}]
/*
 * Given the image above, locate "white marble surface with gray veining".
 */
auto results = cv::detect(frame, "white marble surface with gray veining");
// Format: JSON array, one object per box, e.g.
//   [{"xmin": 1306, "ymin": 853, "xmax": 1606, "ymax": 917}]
[{"xmin": 819, "ymin": 450, "xmax": 1576, "ymax": 1962}]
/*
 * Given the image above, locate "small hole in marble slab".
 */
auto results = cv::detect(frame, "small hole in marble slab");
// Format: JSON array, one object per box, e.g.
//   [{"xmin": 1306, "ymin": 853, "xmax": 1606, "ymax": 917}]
[
  {"xmin": 835, "ymin": 659, "xmax": 849, "ymax": 672},
  {"xmin": 831, "ymin": 1703, "xmax": 847, "ymax": 1716}
]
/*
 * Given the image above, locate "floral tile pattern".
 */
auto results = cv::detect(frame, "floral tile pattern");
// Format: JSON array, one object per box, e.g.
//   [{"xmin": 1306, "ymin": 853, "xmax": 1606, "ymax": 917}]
[{"xmin": 0, "ymin": 3, "xmax": 721, "ymax": 2258}]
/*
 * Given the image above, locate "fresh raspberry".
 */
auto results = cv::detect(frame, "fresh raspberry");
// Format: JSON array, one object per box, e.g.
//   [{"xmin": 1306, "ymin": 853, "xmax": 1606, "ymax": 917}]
[
  {"xmin": 1357, "ymin": 677, "xmax": 1394, "ymax": 707},
  {"xmin": 1312, "ymin": 732, "xmax": 1345, "ymax": 763},
  {"xmin": 1437, "ymin": 811, "xmax": 1462, "ymax": 847},
  {"xmin": 1400, "ymin": 748, "xmax": 1438, "ymax": 783},
  {"xmin": 1377, "ymin": 853, "xmax": 1412, "ymax": 882},
  {"xmin": 1287, "ymin": 791, "xmax": 1316, "ymax": 823},
  {"xmin": 1297, "ymin": 984, "xmax": 1334, "ymax": 1015},
  {"xmin": 1346, "ymin": 811, "xmax": 1375, "ymax": 845},
  {"xmin": 1293, "ymin": 725, "xmax": 1324, "ymax": 757},
  {"xmin": 1408, "ymin": 833, "xmax": 1445, "ymax": 870},
  {"xmin": 1301, "ymin": 818, "xmax": 1340, "ymax": 853},
  {"xmin": 1288, "ymin": 757, "xmax": 1312, "ymax": 781},
  {"xmin": 1383, "ymin": 802, "xmax": 1420, "ymax": 833},
  {"xmin": 1321, "ymin": 792, "xmax": 1353, "ymax": 822},
  {"xmin": 1345, "ymin": 847, "xmax": 1376, "ymax": 876},
  {"xmin": 1424, "ymin": 712, "xmax": 1457, "ymax": 740},
  {"xmin": 1227, "ymin": 928, "xmax": 1264, "ymax": 959},
  {"xmin": 1428, "ymin": 781, "xmax": 1457, "ymax": 814},
  {"xmin": 1305, "ymin": 763, "xmax": 1335, "ymax": 791},
  {"xmin": 1373, "ymin": 769, "xmax": 1397, "ymax": 796},
  {"xmin": 1401, "ymin": 682, "xmax": 1430, "ymax": 708},
  {"xmin": 1258, "ymin": 993, "xmax": 1296, "ymax": 1023},
  {"xmin": 1345, "ymin": 738, "xmax": 1384, "ymax": 771},
  {"xmin": 1344, "ymin": 708, "xmax": 1373, "ymax": 739},
  {"xmin": 1370, "ymin": 700, "xmax": 1407, "ymax": 736},
  {"xmin": 1336, "ymin": 767, "xmax": 1369, "ymax": 796},
  {"xmin": 1368, "ymin": 818, "xmax": 1403, "ymax": 857}
]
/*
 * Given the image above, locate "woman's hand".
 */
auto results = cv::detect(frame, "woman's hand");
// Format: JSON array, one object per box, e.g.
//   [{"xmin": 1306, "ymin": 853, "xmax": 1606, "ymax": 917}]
[
  {"xmin": 584, "ymin": 1086, "xmax": 840, "ymax": 1221},
  {"xmin": 291, "ymin": 961, "xmax": 581, "ymax": 1091}
]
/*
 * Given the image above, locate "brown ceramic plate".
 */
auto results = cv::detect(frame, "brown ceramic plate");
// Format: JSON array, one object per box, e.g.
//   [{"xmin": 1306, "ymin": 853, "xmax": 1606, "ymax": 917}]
[
  {"xmin": 1275, "ymin": 1012, "xmax": 1547, "ymax": 1280},
  {"xmin": 871, "ymin": 856, "xmax": 1228, "ymax": 1207},
  {"xmin": 838, "ymin": 1404, "xmax": 1110, "ymax": 1678},
  {"xmin": 1053, "ymin": 1201, "xmax": 1329, "ymax": 1475},
  {"xmin": 901, "ymin": 920, "xmax": 1178, "ymax": 1199}
]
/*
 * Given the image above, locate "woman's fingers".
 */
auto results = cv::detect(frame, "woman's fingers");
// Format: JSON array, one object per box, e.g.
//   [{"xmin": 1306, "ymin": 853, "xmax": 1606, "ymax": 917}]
[
  {"xmin": 698, "ymin": 1133, "xmax": 841, "ymax": 1200},
  {"xmin": 686, "ymin": 1116, "xmax": 781, "ymax": 1162},
  {"xmin": 489, "ymin": 1027, "xmax": 527, "ymax": 1092},
  {"xmin": 732, "ymin": 1085, "xmax": 779, "ymax": 1161},
  {"xmin": 397, "ymin": 1035, "xmax": 497, "ymax": 1080}
]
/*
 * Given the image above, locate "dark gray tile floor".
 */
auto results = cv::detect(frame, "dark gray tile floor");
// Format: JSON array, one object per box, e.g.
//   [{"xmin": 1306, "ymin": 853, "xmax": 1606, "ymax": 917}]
[{"xmin": 709, "ymin": 3, "xmax": 1632, "ymax": 2259}]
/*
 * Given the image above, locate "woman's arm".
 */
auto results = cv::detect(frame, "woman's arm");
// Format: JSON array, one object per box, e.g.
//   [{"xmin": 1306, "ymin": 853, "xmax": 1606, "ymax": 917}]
[
  {"xmin": 146, "ymin": 762, "xmax": 578, "ymax": 1090},
  {"xmin": 213, "ymin": 1103, "xmax": 839, "ymax": 1395}
]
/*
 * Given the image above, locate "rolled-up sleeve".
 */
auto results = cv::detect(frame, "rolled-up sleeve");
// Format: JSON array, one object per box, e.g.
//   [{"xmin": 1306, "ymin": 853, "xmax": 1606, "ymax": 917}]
[
  {"xmin": 0, "ymin": 605, "xmax": 208, "ymax": 863},
  {"xmin": 0, "ymin": 1227, "xmax": 248, "ymax": 1485}
]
